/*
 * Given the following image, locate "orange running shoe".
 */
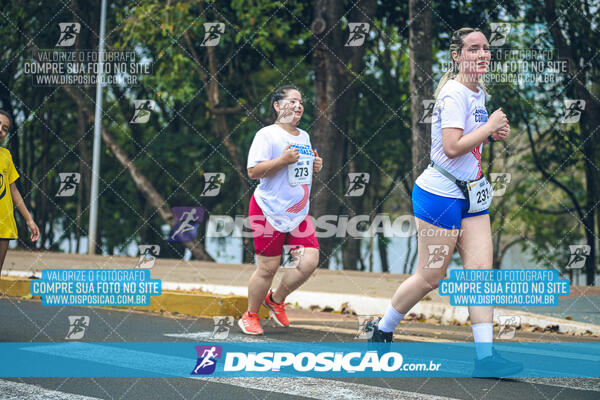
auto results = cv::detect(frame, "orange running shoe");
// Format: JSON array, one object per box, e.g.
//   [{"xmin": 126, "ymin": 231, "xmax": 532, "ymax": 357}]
[
  {"xmin": 263, "ymin": 290, "xmax": 290, "ymax": 327},
  {"xmin": 238, "ymin": 312, "xmax": 264, "ymax": 335}
]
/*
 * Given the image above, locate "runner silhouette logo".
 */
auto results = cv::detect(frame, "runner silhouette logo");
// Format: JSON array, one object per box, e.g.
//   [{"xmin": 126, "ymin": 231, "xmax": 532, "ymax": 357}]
[
  {"xmin": 168, "ymin": 207, "xmax": 205, "ymax": 242},
  {"xmin": 419, "ymin": 100, "xmax": 437, "ymax": 124},
  {"xmin": 211, "ymin": 316, "xmax": 234, "ymax": 339},
  {"xmin": 345, "ymin": 173, "xmax": 370, "ymax": 197},
  {"xmin": 66, "ymin": 316, "xmax": 89, "ymax": 340},
  {"xmin": 201, "ymin": 23, "xmax": 225, "ymax": 47},
  {"xmin": 192, "ymin": 345, "xmax": 222, "ymax": 375},
  {"xmin": 567, "ymin": 245, "xmax": 590, "ymax": 270},
  {"xmin": 355, "ymin": 315, "xmax": 378, "ymax": 339},
  {"xmin": 497, "ymin": 315, "xmax": 520, "ymax": 340},
  {"xmin": 56, "ymin": 23, "xmax": 80, "ymax": 47},
  {"xmin": 425, "ymin": 245, "xmax": 449, "ymax": 269},
  {"xmin": 130, "ymin": 100, "xmax": 156, "ymax": 123},
  {"xmin": 490, "ymin": 173, "xmax": 511, "ymax": 196},
  {"xmin": 137, "ymin": 245, "xmax": 160, "ymax": 269},
  {"xmin": 281, "ymin": 245, "xmax": 304, "ymax": 269},
  {"xmin": 489, "ymin": 23, "xmax": 511, "ymax": 46},
  {"xmin": 345, "ymin": 23, "xmax": 370, "ymax": 47},
  {"xmin": 561, "ymin": 99, "xmax": 585, "ymax": 123},
  {"xmin": 201, "ymin": 173, "xmax": 225, "ymax": 197},
  {"xmin": 56, "ymin": 173, "xmax": 80, "ymax": 197}
]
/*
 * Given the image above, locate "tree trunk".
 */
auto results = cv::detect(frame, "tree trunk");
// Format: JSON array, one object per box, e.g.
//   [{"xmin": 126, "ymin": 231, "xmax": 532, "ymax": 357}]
[
  {"xmin": 312, "ymin": 0, "xmax": 377, "ymax": 268},
  {"xmin": 581, "ymin": 121, "xmax": 598, "ymax": 285},
  {"xmin": 377, "ymin": 232, "xmax": 390, "ymax": 273},
  {"xmin": 543, "ymin": 0, "xmax": 598, "ymax": 285},
  {"xmin": 341, "ymin": 140, "xmax": 363, "ymax": 270},
  {"xmin": 205, "ymin": 45, "xmax": 253, "ymax": 264},
  {"xmin": 409, "ymin": 0, "xmax": 433, "ymax": 180},
  {"xmin": 63, "ymin": 86, "xmax": 214, "ymax": 261},
  {"xmin": 408, "ymin": 239, "xmax": 419, "ymax": 274},
  {"xmin": 99, "ymin": 122, "xmax": 213, "ymax": 261},
  {"xmin": 71, "ymin": 0, "xmax": 92, "ymax": 253},
  {"xmin": 187, "ymin": 5, "xmax": 254, "ymax": 264},
  {"xmin": 374, "ymin": 193, "xmax": 390, "ymax": 273}
]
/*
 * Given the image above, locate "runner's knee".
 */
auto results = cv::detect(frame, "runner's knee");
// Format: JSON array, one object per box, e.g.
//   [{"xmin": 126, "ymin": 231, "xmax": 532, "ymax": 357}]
[
  {"xmin": 256, "ymin": 264, "xmax": 279, "ymax": 278},
  {"xmin": 299, "ymin": 250, "xmax": 319, "ymax": 273},
  {"xmin": 414, "ymin": 272, "xmax": 443, "ymax": 291}
]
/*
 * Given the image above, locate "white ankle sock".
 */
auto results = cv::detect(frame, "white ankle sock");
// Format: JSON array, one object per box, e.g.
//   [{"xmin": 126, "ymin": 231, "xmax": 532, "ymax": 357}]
[
  {"xmin": 472, "ymin": 323, "xmax": 493, "ymax": 359},
  {"xmin": 378, "ymin": 304, "xmax": 405, "ymax": 333}
]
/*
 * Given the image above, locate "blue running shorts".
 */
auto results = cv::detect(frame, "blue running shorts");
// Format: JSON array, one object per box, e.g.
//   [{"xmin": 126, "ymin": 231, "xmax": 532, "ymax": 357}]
[{"xmin": 412, "ymin": 183, "xmax": 489, "ymax": 230}]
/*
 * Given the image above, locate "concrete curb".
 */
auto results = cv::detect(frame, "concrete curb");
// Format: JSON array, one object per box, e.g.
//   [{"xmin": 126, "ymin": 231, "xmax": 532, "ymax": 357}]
[
  {"xmin": 2, "ymin": 274, "xmax": 598, "ymax": 335},
  {"xmin": 0, "ymin": 276, "xmax": 268, "ymax": 319},
  {"xmin": 130, "ymin": 291, "xmax": 263, "ymax": 318},
  {"xmin": 0, "ymin": 276, "xmax": 30, "ymax": 298},
  {"xmin": 159, "ymin": 281, "xmax": 600, "ymax": 335}
]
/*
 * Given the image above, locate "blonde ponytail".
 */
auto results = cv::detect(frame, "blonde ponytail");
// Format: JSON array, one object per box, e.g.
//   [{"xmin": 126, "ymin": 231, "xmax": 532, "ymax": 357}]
[
  {"xmin": 434, "ymin": 68, "xmax": 458, "ymax": 99},
  {"xmin": 478, "ymin": 76, "xmax": 488, "ymax": 96}
]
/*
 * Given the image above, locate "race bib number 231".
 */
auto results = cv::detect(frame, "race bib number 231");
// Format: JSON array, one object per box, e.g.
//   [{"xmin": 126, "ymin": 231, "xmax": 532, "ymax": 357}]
[{"xmin": 466, "ymin": 177, "xmax": 493, "ymax": 213}]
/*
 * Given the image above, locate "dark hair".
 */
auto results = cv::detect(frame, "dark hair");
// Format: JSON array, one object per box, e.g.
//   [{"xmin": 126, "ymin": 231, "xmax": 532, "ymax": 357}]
[
  {"xmin": 0, "ymin": 109, "xmax": 12, "ymax": 128},
  {"xmin": 271, "ymin": 84, "xmax": 300, "ymax": 121}
]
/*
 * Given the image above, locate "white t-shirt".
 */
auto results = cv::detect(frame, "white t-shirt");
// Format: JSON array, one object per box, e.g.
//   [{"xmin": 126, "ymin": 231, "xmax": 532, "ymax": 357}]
[
  {"xmin": 247, "ymin": 124, "xmax": 315, "ymax": 232},
  {"xmin": 415, "ymin": 79, "xmax": 488, "ymax": 199}
]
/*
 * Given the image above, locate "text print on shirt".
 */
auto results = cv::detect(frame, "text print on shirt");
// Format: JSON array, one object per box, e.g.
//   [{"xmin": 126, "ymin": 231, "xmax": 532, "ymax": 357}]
[
  {"xmin": 473, "ymin": 107, "xmax": 488, "ymax": 123},
  {"xmin": 288, "ymin": 143, "xmax": 313, "ymax": 155},
  {"xmin": 471, "ymin": 107, "xmax": 487, "ymax": 179}
]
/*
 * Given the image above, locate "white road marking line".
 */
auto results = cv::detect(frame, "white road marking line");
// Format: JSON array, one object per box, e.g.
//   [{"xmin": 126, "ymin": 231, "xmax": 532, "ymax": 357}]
[
  {"xmin": 193, "ymin": 377, "xmax": 461, "ymax": 400},
  {"xmin": 163, "ymin": 331, "xmax": 272, "ymax": 342},
  {"xmin": 0, "ymin": 379, "xmax": 102, "ymax": 400},
  {"xmin": 516, "ymin": 377, "xmax": 600, "ymax": 392},
  {"xmin": 290, "ymin": 324, "xmax": 454, "ymax": 342}
]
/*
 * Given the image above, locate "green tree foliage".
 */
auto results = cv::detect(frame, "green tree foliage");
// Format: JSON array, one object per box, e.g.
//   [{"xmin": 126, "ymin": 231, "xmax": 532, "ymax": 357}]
[{"xmin": 0, "ymin": 0, "xmax": 596, "ymax": 283}]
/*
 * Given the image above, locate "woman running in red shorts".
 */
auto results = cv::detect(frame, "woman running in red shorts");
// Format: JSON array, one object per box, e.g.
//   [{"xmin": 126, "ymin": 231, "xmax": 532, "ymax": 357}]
[{"xmin": 239, "ymin": 85, "xmax": 323, "ymax": 335}]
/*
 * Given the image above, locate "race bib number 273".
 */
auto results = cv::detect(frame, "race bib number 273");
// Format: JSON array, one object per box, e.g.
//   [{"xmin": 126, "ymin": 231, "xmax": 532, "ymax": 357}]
[{"xmin": 288, "ymin": 158, "xmax": 313, "ymax": 186}]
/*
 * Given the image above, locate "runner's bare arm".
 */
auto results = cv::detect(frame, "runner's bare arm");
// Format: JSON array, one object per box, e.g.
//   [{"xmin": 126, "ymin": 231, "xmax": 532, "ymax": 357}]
[
  {"xmin": 482, "ymin": 124, "xmax": 511, "ymax": 145},
  {"xmin": 313, "ymin": 149, "xmax": 322, "ymax": 172},
  {"xmin": 248, "ymin": 145, "xmax": 299, "ymax": 179},
  {"xmin": 10, "ymin": 182, "xmax": 40, "ymax": 241},
  {"xmin": 443, "ymin": 108, "xmax": 507, "ymax": 158}
]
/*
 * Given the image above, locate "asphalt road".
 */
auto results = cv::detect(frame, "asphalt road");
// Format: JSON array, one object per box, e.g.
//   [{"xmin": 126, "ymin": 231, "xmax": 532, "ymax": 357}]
[{"xmin": 1, "ymin": 297, "xmax": 599, "ymax": 400}]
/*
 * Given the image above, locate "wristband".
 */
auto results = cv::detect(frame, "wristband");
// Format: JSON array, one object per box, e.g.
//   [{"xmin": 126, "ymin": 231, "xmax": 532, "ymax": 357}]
[{"xmin": 488, "ymin": 135, "xmax": 496, "ymax": 143}]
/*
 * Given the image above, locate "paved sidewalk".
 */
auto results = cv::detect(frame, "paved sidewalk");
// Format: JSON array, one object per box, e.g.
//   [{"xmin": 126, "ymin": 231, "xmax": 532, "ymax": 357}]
[
  {"xmin": 2, "ymin": 250, "xmax": 416, "ymax": 299},
  {"xmin": 3, "ymin": 250, "xmax": 600, "ymax": 334}
]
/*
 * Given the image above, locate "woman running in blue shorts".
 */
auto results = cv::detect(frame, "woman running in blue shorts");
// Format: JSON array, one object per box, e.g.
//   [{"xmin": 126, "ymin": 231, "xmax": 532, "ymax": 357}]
[{"xmin": 369, "ymin": 28, "xmax": 522, "ymax": 376}]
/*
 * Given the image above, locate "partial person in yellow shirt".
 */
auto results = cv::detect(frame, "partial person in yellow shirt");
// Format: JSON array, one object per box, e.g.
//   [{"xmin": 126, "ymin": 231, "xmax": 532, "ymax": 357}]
[{"xmin": 0, "ymin": 110, "xmax": 39, "ymax": 275}]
